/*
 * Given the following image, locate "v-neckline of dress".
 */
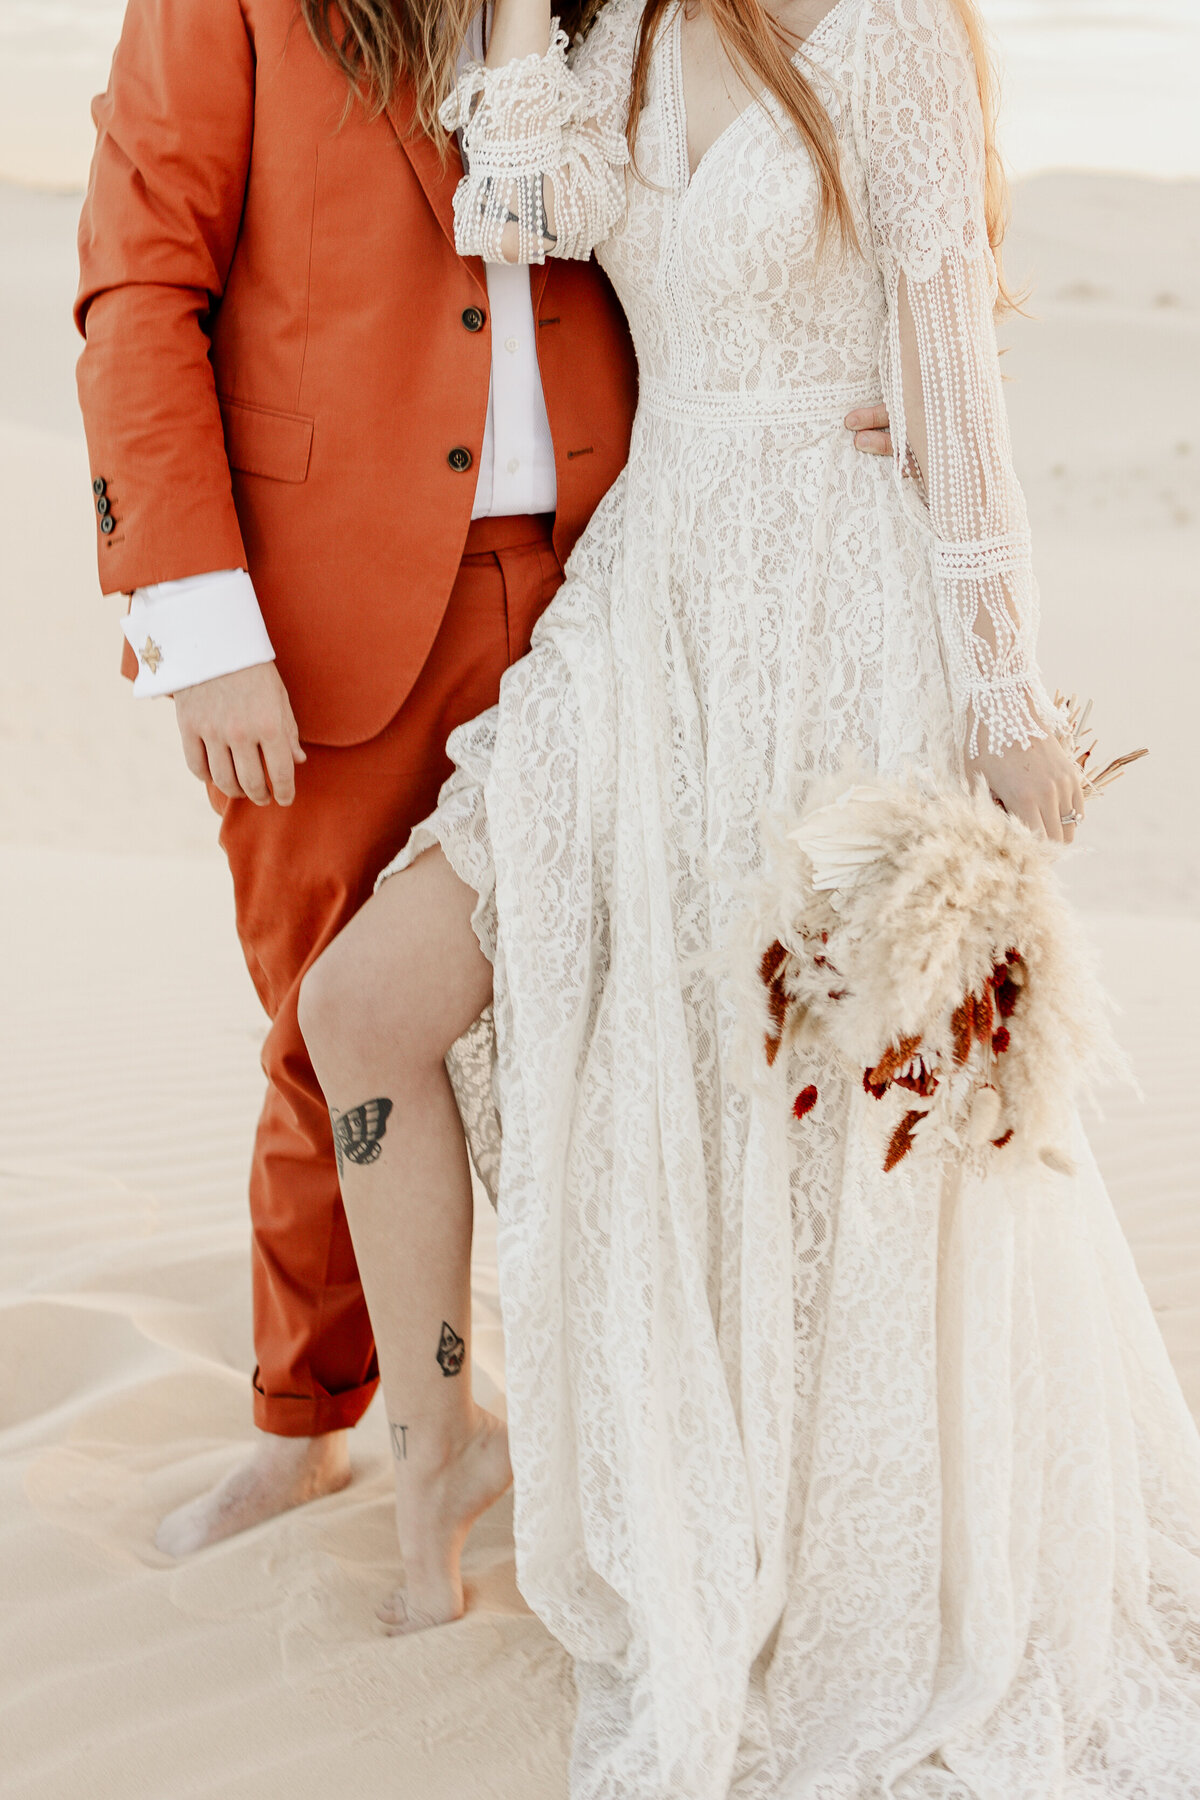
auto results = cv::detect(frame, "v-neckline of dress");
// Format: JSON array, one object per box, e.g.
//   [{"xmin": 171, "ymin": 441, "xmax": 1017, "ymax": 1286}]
[{"xmin": 670, "ymin": 0, "xmax": 856, "ymax": 195}]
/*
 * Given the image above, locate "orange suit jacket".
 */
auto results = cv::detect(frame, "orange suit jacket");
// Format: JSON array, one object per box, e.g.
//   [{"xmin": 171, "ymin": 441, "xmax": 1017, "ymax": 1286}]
[{"xmin": 75, "ymin": 0, "xmax": 638, "ymax": 745}]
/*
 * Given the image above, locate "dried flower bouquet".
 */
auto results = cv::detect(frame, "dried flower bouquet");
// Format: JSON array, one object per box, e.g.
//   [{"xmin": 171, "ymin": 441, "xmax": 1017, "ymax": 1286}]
[{"xmin": 750, "ymin": 706, "xmax": 1145, "ymax": 1174}]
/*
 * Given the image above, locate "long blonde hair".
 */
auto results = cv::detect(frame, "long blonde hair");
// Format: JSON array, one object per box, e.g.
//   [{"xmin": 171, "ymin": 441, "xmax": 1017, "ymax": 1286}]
[
  {"xmin": 300, "ymin": 0, "xmax": 603, "ymax": 141},
  {"xmin": 626, "ymin": 0, "xmax": 1015, "ymax": 305}
]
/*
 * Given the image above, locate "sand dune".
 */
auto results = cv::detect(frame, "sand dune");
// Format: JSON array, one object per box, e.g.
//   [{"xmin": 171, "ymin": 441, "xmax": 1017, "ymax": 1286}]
[{"xmin": 1, "ymin": 169, "xmax": 1198, "ymax": 1798}]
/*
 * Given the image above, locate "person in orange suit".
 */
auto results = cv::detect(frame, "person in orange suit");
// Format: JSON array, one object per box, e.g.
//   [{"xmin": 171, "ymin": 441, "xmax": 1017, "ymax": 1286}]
[{"xmin": 75, "ymin": 0, "xmax": 893, "ymax": 1556}]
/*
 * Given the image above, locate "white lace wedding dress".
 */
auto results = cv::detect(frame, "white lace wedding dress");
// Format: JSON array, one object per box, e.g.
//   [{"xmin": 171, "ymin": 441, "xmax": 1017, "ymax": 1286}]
[{"xmin": 380, "ymin": 0, "xmax": 1200, "ymax": 1791}]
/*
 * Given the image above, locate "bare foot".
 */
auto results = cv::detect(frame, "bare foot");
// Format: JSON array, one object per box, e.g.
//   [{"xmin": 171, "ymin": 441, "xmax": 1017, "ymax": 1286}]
[
  {"xmin": 155, "ymin": 1429, "xmax": 352, "ymax": 1557},
  {"xmin": 377, "ymin": 1409, "xmax": 512, "ymax": 1635}
]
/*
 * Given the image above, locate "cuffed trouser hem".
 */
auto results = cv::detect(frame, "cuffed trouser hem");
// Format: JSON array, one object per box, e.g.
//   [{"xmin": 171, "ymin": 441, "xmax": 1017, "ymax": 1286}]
[{"xmin": 252, "ymin": 1375, "xmax": 380, "ymax": 1438}]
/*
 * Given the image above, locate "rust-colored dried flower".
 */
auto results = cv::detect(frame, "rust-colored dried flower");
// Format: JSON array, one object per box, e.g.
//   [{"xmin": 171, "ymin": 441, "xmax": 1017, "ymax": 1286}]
[
  {"xmin": 895, "ymin": 1059, "xmax": 938, "ymax": 1098},
  {"xmin": 760, "ymin": 940, "xmax": 788, "ymax": 987},
  {"xmin": 760, "ymin": 939, "xmax": 789, "ymax": 1066},
  {"xmin": 866, "ymin": 1035, "xmax": 923, "ymax": 1089},
  {"xmin": 992, "ymin": 954, "xmax": 1024, "ymax": 1021},
  {"xmin": 884, "ymin": 1107, "xmax": 928, "ymax": 1172},
  {"xmin": 951, "ymin": 995, "xmax": 974, "ymax": 1066}
]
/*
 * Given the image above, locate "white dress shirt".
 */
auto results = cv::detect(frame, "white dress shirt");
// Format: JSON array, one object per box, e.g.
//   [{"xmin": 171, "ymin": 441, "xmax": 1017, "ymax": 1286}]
[
  {"xmin": 126, "ymin": 15, "xmax": 557, "ymax": 700},
  {"xmin": 473, "ymin": 260, "xmax": 557, "ymax": 521}
]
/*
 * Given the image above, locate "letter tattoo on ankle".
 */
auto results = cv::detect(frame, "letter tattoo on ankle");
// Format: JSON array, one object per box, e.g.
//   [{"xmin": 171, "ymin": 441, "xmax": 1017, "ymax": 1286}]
[
  {"xmin": 329, "ymin": 1097, "xmax": 394, "ymax": 1176},
  {"xmin": 436, "ymin": 1320, "xmax": 466, "ymax": 1378},
  {"xmin": 389, "ymin": 1422, "xmax": 409, "ymax": 1461}
]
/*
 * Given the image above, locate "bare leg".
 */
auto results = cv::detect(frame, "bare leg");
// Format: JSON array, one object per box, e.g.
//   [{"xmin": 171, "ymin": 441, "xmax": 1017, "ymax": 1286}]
[
  {"xmin": 155, "ymin": 1431, "xmax": 351, "ymax": 1557},
  {"xmin": 298, "ymin": 848, "xmax": 505, "ymax": 1633}
]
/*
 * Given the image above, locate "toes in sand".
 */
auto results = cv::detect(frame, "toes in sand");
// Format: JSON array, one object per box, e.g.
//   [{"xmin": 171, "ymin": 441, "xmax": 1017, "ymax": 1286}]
[{"xmin": 155, "ymin": 1431, "xmax": 352, "ymax": 1557}]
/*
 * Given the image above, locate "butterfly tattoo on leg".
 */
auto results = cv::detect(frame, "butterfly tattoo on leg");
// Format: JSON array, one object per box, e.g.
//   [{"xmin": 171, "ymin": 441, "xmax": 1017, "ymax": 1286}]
[{"xmin": 330, "ymin": 1097, "xmax": 394, "ymax": 1177}]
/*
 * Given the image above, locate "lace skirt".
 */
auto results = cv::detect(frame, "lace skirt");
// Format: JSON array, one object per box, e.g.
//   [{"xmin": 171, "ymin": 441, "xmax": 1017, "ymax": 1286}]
[{"xmin": 378, "ymin": 404, "xmax": 1200, "ymax": 1799}]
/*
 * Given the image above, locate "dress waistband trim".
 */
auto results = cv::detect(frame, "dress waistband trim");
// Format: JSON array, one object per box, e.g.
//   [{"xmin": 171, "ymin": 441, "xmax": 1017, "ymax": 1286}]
[{"xmin": 639, "ymin": 376, "xmax": 876, "ymax": 426}]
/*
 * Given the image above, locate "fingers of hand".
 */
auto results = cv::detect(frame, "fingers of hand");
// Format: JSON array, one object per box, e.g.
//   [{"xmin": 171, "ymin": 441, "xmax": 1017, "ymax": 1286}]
[
  {"xmin": 854, "ymin": 429, "xmax": 892, "ymax": 457},
  {"xmin": 975, "ymin": 734, "xmax": 1089, "ymax": 846},
  {"xmin": 204, "ymin": 740, "xmax": 247, "ymax": 801},
  {"xmin": 1012, "ymin": 793, "xmax": 1046, "ymax": 839},
  {"xmin": 283, "ymin": 696, "xmax": 307, "ymax": 765},
  {"xmin": 262, "ymin": 730, "xmax": 298, "ymax": 806},
  {"xmin": 1042, "ymin": 800, "xmax": 1066, "ymax": 844},
  {"xmin": 844, "ymin": 403, "xmax": 888, "ymax": 432},
  {"xmin": 989, "ymin": 763, "xmax": 1050, "ymax": 839},
  {"xmin": 231, "ymin": 738, "xmax": 271, "ymax": 806},
  {"xmin": 1007, "ymin": 781, "xmax": 1067, "ymax": 842},
  {"xmin": 1060, "ymin": 772, "xmax": 1086, "ymax": 844},
  {"xmin": 193, "ymin": 712, "xmax": 303, "ymax": 807},
  {"xmin": 179, "ymin": 727, "xmax": 210, "ymax": 785},
  {"xmin": 175, "ymin": 669, "xmax": 306, "ymax": 783}
]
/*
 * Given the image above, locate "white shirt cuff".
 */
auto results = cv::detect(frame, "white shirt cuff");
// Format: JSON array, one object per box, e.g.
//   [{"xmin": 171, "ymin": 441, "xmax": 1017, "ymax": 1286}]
[{"xmin": 123, "ymin": 569, "xmax": 276, "ymax": 698}]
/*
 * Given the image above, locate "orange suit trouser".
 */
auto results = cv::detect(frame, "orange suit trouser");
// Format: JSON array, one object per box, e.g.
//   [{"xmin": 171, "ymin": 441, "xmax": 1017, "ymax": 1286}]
[{"xmin": 210, "ymin": 514, "xmax": 562, "ymax": 1435}]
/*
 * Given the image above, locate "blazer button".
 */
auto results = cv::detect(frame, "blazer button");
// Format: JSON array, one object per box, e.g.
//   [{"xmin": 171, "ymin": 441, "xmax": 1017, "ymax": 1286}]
[
  {"xmin": 100, "ymin": 515, "xmax": 116, "ymax": 535},
  {"xmin": 461, "ymin": 306, "xmax": 485, "ymax": 332},
  {"xmin": 96, "ymin": 495, "xmax": 110, "ymax": 516},
  {"xmin": 447, "ymin": 446, "xmax": 473, "ymax": 473},
  {"xmin": 92, "ymin": 476, "xmax": 107, "ymax": 496}
]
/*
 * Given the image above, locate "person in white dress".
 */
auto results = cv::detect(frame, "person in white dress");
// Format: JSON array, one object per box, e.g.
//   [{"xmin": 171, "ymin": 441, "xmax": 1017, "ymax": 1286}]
[{"xmin": 296, "ymin": 0, "xmax": 1200, "ymax": 1792}]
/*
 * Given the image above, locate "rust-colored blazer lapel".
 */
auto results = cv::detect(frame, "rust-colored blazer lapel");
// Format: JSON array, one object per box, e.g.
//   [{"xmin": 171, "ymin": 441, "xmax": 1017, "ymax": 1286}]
[{"xmin": 385, "ymin": 81, "xmax": 487, "ymax": 296}]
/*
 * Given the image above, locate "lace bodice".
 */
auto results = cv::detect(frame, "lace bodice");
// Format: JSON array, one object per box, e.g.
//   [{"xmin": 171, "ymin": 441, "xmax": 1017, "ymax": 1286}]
[{"xmin": 442, "ymin": 0, "xmax": 1061, "ymax": 757}]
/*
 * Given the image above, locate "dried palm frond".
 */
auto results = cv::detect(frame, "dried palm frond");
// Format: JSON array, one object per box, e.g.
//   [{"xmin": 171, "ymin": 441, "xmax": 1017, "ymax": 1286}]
[{"xmin": 1054, "ymin": 691, "xmax": 1148, "ymax": 798}]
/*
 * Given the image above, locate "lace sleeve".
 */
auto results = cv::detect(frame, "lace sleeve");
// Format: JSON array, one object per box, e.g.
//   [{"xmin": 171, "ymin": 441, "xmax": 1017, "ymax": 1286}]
[
  {"xmin": 439, "ymin": 0, "xmax": 641, "ymax": 264},
  {"xmin": 860, "ymin": 0, "xmax": 1061, "ymax": 759}
]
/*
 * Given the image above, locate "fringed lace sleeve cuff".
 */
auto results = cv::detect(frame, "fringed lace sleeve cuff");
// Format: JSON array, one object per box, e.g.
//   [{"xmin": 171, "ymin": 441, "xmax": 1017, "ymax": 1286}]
[
  {"xmin": 440, "ymin": 24, "xmax": 630, "ymax": 263},
  {"xmin": 929, "ymin": 539, "xmax": 1067, "ymax": 758}
]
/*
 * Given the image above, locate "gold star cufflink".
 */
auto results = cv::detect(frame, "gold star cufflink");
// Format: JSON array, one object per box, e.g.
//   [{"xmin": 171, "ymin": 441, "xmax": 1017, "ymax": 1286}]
[{"xmin": 140, "ymin": 636, "xmax": 164, "ymax": 674}]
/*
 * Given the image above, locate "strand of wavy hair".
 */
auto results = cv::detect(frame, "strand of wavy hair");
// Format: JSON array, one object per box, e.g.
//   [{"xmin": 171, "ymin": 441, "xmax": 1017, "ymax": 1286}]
[
  {"xmin": 300, "ymin": 0, "xmax": 600, "ymax": 146},
  {"xmin": 626, "ymin": 0, "xmax": 1017, "ymax": 308}
]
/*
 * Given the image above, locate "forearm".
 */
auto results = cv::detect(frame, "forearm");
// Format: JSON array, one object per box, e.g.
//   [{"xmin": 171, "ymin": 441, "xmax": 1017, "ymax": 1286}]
[
  {"xmin": 898, "ymin": 279, "xmax": 1076, "ymax": 820},
  {"xmin": 864, "ymin": 0, "xmax": 1065, "ymax": 768},
  {"xmin": 474, "ymin": 0, "xmax": 560, "ymax": 260},
  {"xmin": 443, "ymin": 0, "xmax": 632, "ymax": 263},
  {"xmin": 77, "ymin": 285, "xmax": 247, "ymax": 591},
  {"xmin": 894, "ymin": 266, "xmax": 1057, "ymax": 754},
  {"xmin": 485, "ymin": 0, "xmax": 553, "ymax": 67},
  {"xmin": 75, "ymin": 0, "xmax": 253, "ymax": 587}
]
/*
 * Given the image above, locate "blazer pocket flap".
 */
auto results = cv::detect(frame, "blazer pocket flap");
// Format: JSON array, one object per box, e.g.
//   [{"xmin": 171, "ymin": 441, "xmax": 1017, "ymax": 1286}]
[{"xmin": 220, "ymin": 397, "xmax": 314, "ymax": 483}]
